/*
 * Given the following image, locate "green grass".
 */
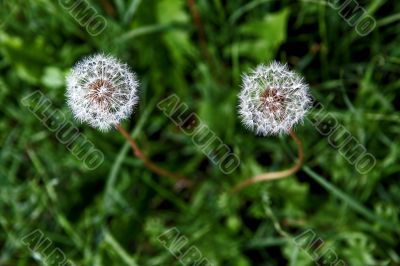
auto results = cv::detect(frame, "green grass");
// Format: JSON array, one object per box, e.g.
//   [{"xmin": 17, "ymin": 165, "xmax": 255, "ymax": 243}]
[{"xmin": 1, "ymin": 0, "xmax": 400, "ymax": 265}]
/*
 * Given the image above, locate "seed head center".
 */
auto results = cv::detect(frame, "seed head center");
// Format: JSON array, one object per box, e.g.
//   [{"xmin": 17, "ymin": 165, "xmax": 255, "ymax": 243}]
[
  {"xmin": 260, "ymin": 87, "xmax": 285, "ymax": 114},
  {"xmin": 87, "ymin": 79, "xmax": 115, "ymax": 106}
]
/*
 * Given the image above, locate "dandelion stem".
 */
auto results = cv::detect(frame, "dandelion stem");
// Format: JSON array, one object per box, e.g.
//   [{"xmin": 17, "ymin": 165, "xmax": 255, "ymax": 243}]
[
  {"xmin": 116, "ymin": 124, "xmax": 193, "ymax": 188},
  {"xmin": 232, "ymin": 130, "xmax": 303, "ymax": 193}
]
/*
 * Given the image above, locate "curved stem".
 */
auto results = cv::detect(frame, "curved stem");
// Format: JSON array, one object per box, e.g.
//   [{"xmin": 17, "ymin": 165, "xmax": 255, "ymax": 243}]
[
  {"xmin": 116, "ymin": 124, "xmax": 193, "ymax": 188},
  {"xmin": 232, "ymin": 130, "xmax": 304, "ymax": 193}
]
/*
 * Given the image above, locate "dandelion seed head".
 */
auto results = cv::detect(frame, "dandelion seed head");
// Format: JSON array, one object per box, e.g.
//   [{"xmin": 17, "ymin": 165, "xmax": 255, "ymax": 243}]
[
  {"xmin": 238, "ymin": 61, "xmax": 312, "ymax": 136},
  {"xmin": 66, "ymin": 54, "xmax": 139, "ymax": 131}
]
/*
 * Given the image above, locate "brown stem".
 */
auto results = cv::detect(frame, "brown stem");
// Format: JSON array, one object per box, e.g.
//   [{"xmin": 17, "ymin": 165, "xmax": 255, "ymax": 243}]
[
  {"xmin": 100, "ymin": 0, "xmax": 116, "ymax": 17},
  {"xmin": 232, "ymin": 130, "xmax": 304, "ymax": 193},
  {"xmin": 187, "ymin": 0, "xmax": 210, "ymax": 63},
  {"xmin": 116, "ymin": 124, "xmax": 193, "ymax": 188}
]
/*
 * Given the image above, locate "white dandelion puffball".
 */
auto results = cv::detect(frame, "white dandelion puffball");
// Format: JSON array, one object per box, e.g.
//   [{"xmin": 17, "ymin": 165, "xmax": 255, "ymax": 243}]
[
  {"xmin": 238, "ymin": 61, "xmax": 311, "ymax": 136},
  {"xmin": 66, "ymin": 54, "xmax": 139, "ymax": 131}
]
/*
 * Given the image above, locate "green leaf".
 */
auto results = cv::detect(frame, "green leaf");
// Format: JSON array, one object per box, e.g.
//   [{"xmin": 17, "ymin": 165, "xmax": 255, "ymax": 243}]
[
  {"xmin": 227, "ymin": 8, "xmax": 290, "ymax": 61},
  {"xmin": 41, "ymin": 67, "xmax": 65, "ymax": 89}
]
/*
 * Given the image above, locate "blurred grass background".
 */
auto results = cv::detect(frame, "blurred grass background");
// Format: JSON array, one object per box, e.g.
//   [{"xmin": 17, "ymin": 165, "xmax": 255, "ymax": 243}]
[{"xmin": 1, "ymin": 0, "xmax": 400, "ymax": 265}]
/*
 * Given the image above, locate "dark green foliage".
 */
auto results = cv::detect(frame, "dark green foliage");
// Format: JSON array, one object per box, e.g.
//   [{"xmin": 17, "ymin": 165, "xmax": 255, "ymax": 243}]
[{"xmin": 0, "ymin": 0, "xmax": 399, "ymax": 265}]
